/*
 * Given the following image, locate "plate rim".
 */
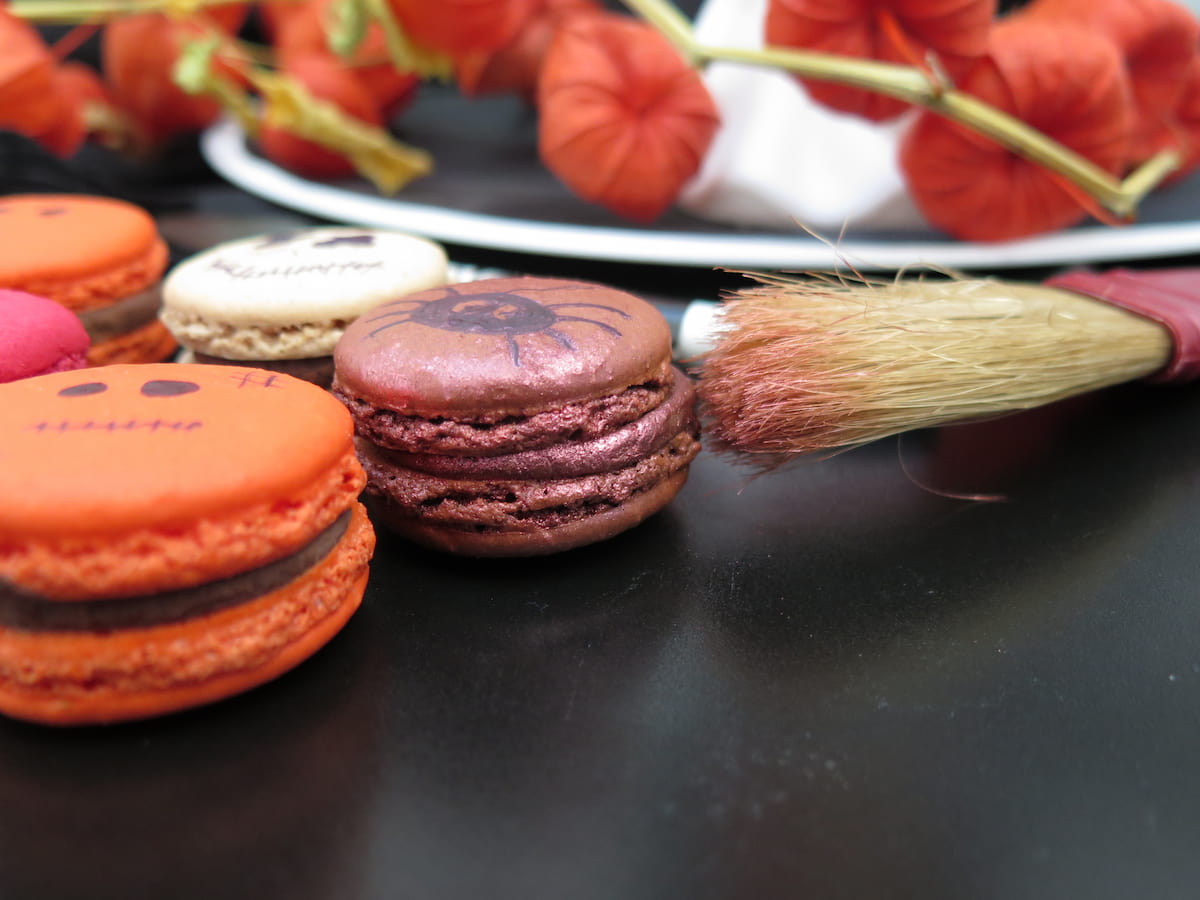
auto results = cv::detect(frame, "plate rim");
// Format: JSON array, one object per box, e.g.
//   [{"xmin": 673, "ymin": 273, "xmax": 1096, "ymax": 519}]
[{"xmin": 201, "ymin": 116, "xmax": 1200, "ymax": 271}]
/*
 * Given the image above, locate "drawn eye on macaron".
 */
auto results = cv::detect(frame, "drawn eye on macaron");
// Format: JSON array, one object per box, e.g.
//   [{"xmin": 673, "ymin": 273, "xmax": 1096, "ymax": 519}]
[
  {"xmin": 365, "ymin": 283, "xmax": 631, "ymax": 366},
  {"xmin": 56, "ymin": 379, "xmax": 201, "ymax": 398},
  {"xmin": 27, "ymin": 367, "xmax": 297, "ymax": 438},
  {"xmin": 0, "ymin": 204, "xmax": 70, "ymax": 217}
]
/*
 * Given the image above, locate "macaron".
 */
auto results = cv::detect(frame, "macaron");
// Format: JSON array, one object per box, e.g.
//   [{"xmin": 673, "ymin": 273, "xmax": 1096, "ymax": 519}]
[
  {"xmin": 160, "ymin": 226, "xmax": 450, "ymax": 387},
  {"xmin": 0, "ymin": 289, "xmax": 91, "ymax": 382},
  {"xmin": 332, "ymin": 276, "xmax": 701, "ymax": 556},
  {"xmin": 0, "ymin": 363, "xmax": 375, "ymax": 726},
  {"xmin": 0, "ymin": 193, "xmax": 176, "ymax": 366}
]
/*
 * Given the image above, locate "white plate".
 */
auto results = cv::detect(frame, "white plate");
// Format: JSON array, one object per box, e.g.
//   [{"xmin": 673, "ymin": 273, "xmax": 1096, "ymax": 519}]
[{"xmin": 201, "ymin": 91, "xmax": 1200, "ymax": 272}]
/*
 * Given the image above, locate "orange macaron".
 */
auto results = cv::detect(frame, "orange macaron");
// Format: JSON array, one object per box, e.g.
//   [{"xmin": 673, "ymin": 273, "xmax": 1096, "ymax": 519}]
[
  {"xmin": 0, "ymin": 363, "xmax": 375, "ymax": 725},
  {"xmin": 0, "ymin": 193, "xmax": 176, "ymax": 365}
]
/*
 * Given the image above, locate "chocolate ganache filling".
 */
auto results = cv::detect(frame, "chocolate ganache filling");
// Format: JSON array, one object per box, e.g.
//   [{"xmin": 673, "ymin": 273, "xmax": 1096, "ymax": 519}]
[
  {"xmin": 76, "ymin": 283, "xmax": 163, "ymax": 343},
  {"xmin": 0, "ymin": 512, "xmax": 350, "ymax": 632},
  {"xmin": 374, "ymin": 370, "xmax": 698, "ymax": 480}
]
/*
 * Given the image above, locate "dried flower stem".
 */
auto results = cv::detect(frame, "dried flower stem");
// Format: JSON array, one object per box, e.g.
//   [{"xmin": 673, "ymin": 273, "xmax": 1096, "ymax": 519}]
[
  {"xmin": 9, "ymin": 0, "xmax": 247, "ymax": 24},
  {"xmin": 621, "ymin": 0, "xmax": 1179, "ymax": 219}
]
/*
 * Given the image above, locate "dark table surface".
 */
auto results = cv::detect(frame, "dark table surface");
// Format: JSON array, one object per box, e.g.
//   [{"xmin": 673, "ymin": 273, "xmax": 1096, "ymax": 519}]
[{"xmin": 4, "ymin": 154, "xmax": 1200, "ymax": 900}]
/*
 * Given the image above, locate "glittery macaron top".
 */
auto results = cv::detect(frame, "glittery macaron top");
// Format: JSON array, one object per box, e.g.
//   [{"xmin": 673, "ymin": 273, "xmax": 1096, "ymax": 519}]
[{"xmin": 333, "ymin": 276, "xmax": 674, "ymax": 417}]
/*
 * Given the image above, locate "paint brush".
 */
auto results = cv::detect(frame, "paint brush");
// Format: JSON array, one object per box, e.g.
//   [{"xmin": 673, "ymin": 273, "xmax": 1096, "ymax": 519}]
[{"xmin": 695, "ymin": 267, "xmax": 1200, "ymax": 461}]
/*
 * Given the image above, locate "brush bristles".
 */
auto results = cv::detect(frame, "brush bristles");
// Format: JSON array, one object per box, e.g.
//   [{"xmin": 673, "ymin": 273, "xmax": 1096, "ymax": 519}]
[{"xmin": 698, "ymin": 272, "xmax": 1173, "ymax": 459}]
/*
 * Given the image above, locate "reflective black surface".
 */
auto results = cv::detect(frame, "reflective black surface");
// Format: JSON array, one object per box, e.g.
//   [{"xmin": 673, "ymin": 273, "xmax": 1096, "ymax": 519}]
[{"xmin": 4, "ymin": 174, "xmax": 1200, "ymax": 900}]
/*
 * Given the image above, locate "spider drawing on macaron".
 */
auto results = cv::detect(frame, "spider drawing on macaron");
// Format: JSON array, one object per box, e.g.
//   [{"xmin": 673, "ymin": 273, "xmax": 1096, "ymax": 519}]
[{"xmin": 364, "ymin": 283, "xmax": 632, "ymax": 366}]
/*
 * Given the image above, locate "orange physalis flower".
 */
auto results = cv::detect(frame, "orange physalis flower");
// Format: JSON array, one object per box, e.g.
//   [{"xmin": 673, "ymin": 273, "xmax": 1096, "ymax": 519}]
[
  {"xmin": 0, "ymin": 9, "xmax": 60, "ymax": 144},
  {"xmin": 101, "ymin": 13, "xmax": 246, "ymax": 148},
  {"xmin": 537, "ymin": 13, "xmax": 720, "ymax": 223},
  {"xmin": 1166, "ymin": 55, "xmax": 1200, "ymax": 182},
  {"xmin": 385, "ymin": 0, "xmax": 538, "ymax": 55},
  {"xmin": 455, "ymin": 0, "xmax": 602, "ymax": 101},
  {"xmin": 258, "ymin": 53, "xmax": 383, "ymax": 179},
  {"xmin": 34, "ymin": 64, "xmax": 95, "ymax": 158},
  {"xmin": 899, "ymin": 19, "xmax": 1134, "ymax": 242},
  {"xmin": 274, "ymin": 0, "xmax": 420, "ymax": 116},
  {"xmin": 1015, "ymin": 0, "xmax": 1200, "ymax": 166},
  {"xmin": 765, "ymin": 0, "xmax": 997, "ymax": 122}
]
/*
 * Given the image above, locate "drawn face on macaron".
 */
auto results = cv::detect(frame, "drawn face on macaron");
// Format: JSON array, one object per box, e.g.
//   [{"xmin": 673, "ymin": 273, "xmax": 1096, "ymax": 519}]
[
  {"xmin": 0, "ymin": 195, "xmax": 161, "ymax": 282},
  {"xmin": 207, "ymin": 229, "xmax": 387, "ymax": 280},
  {"xmin": 1, "ymin": 364, "xmax": 353, "ymax": 536},
  {"xmin": 0, "ymin": 199, "xmax": 75, "ymax": 222}
]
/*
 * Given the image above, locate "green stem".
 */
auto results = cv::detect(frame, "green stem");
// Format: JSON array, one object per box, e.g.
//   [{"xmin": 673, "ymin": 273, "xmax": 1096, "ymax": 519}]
[
  {"xmin": 9, "ymin": 0, "xmax": 243, "ymax": 23},
  {"xmin": 620, "ymin": 0, "xmax": 699, "ymax": 64}
]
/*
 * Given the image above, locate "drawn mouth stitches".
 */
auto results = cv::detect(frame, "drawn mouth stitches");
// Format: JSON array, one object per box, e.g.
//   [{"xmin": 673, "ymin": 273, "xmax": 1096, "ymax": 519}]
[{"xmin": 26, "ymin": 420, "xmax": 205, "ymax": 433}]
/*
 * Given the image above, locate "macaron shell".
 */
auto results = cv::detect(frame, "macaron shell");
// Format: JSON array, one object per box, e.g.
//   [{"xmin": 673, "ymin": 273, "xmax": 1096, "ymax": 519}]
[
  {"xmin": 367, "ymin": 469, "xmax": 689, "ymax": 557},
  {"xmin": 161, "ymin": 314, "xmax": 342, "ymax": 362},
  {"xmin": 0, "ymin": 364, "xmax": 352, "ymax": 537},
  {"xmin": 87, "ymin": 317, "xmax": 178, "ymax": 365},
  {"xmin": 0, "ymin": 289, "xmax": 90, "ymax": 382},
  {"xmin": 358, "ymin": 429, "xmax": 699, "ymax": 529},
  {"xmin": 0, "ymin": 502, "xmax": 374, "ymax": 726},
  {"xmin": 161, "ymin": 227, "xmax": 448, "ymax": 351},
  {"xmin": 0, "ymin": 364, "xmax": 364, "ymax": 599},
  {"xmin": 5, "ymin": 447, "xmax": 364, "ymax": 600},
  {"xmin": 0, "ymin": 195, "xmax": 168, "ymax": 311},
  {"xmin": 379, "ymin": 370, "xmax": 698, "ymax": 479},
  {"xmin": 335, "ymin": 276, "xmax": 673, "ymax": 417}
]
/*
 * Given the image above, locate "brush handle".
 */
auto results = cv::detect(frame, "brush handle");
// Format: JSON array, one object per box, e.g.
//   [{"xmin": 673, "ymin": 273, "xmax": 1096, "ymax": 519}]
[{"xmin": 1046, "ymin": 268, "xmax": 1200, "ymax": 384}]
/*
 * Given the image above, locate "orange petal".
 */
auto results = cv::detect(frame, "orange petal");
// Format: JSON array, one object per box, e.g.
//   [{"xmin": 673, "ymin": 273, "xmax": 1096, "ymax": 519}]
[
  {"xmin": 101, "ymin": 14, "xmax": 246, "ymax": 147},
  {"xmin": 0, "ymin": 8, "xmax": 58, "ymax": 137},
  {"xmin": 274, "ymin": 0, "xmax": 420, "ymax": 115},
  {"xmin": 1017, "ymin": 0, "xmax": 1200, "ymax": 165},
  {"xmin": 455, "ymin": 0, "xmax": 602, "ymax": 100},
  {"xmin": 386, "ymin": 0, "xmax": 538, "ymax": 55},
  {"xmin": 766, "ymin": 0, "xmax": 997, "ymax": 122},
  {"xmin": 899, "ymin": 19, "xmax": 1133, "ymax": 241},
  {"xmin": 537, "ymin": 14, "xmax": 720, "ymax": 222},
  {"xmin": 257, "ymin": 53, "xmax": 383, "ymax": 179}
]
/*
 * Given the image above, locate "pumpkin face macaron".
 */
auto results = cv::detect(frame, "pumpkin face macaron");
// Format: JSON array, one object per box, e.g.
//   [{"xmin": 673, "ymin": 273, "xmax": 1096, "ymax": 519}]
[
  {"xmin": 0, "ymin": 194, "xmax": 176, "ymax": 366},
  {"xmin": 333, "ymin": 276, "xmax": 701, "ymax": 556},
  {"xmin": 0, "ymin": 363, "xmax": 375, "ymax": 726}
]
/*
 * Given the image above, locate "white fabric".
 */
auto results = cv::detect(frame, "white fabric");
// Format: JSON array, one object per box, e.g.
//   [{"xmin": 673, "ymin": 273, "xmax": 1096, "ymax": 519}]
[{"xmin": 678, "ymin": 0, "xmax": 927, "ymax": 232}]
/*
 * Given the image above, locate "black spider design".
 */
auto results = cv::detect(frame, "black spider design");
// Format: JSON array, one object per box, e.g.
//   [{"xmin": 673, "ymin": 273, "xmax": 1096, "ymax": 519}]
[{"xmin": 363, "ymin": 284, "xmax": 631, "ymax": 366}]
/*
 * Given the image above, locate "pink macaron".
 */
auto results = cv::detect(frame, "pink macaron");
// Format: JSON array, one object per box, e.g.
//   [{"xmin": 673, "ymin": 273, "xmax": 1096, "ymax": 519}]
[{"xmin": 0, "ymin": 289, "xmax": 91, "ymax": 382}]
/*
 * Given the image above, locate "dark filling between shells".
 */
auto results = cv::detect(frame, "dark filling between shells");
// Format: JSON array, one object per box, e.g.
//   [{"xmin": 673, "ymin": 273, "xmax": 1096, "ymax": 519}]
[
  {"xmin": 362, "ymin": 430, "xmax": 701, "ymax": 533},
  {"xmin": 0, "ymin": 512, "xmax": 350, "ymax": 633},
  {"xmin": 76, "ymin": 283, "xmax": 163, "ymax": 344},
  {"xmin": 334, "ymin": 377, "xmax": 672, "ymax": 457}
]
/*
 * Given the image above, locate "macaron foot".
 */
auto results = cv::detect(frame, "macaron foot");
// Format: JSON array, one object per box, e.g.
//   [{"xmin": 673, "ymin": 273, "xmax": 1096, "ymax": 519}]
[
  {"xmin": 88, "ymin": 318, "xmax": 178, "ymax": 366},
  {"xmin": 0, "ymin": 503, "xmax": 374, "ymax": 726},
  {"xmin": 365, "ymin": 469, "xmax": 690, "ymax": 557}
]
